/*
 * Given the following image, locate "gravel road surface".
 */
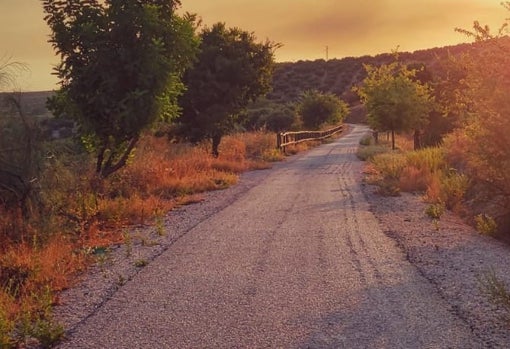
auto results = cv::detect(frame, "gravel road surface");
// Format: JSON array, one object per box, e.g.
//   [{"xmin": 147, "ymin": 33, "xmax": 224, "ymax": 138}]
[{"xmin": 57, "ymin": 125, "xmax": 488, "ymax": 348}]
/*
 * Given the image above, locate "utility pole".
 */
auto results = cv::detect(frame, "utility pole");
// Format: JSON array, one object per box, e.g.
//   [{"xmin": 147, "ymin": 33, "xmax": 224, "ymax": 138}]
[{"xmin": 325, "ymin": 45, "xmax": 329, "ymax": 61}]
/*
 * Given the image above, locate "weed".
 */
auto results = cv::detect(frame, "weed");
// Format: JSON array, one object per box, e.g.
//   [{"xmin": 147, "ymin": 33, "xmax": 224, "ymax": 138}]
[
  {"xmin": 134, "ymin": 259, "xmax": 148, "ymax": 268},
  {"xmin": 426, "ymin": 202, "xmax": 445, "ymax": 220},
  {"xmin": 154, "ymin": 214, "xmax": 165, "ymax": 237},
  {"xmin": 116, "ymin": 274, "xmax": 126, "ymax": 287},
  {"xmin": 475, "ymin": 214, "xmax": 498, "ymax": 236},
  {"xmin": 478, "ymin": 270, "xmax": 510, "ymax": 323},
  {"xmin": 262, "ymin": 148, "xmax": 285, "ymax": 162},
  {"xmin": 123, "ymin": 230, "xmax": 132, "ymax": 258},
  {"xmin": 432, "ymin": 219, "xmax": 440, "ymax": 231},
  {"xmin": 13, "ymin": 286, "xmax": 64, "ymax": 348},
  {"xmin": 0, "ymin": 298, "xmax": 14, "ymax": 348},
  {"xmin": 440, "ymin": 172, "xmax": 469, "ymax": 211}
]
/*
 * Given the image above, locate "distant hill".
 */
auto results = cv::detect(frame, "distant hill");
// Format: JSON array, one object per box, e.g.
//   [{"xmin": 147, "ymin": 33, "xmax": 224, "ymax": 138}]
[
  {"xmin": 0, "ymin": 42, "xmax": 477, "ymax": 125},
  {"xmin": 267, "ymin": 42, "xmax": 474, "ymax": 122},
  {"xmin": 0, "ymin": 90, "xmax": 54, "ymax": 118}
]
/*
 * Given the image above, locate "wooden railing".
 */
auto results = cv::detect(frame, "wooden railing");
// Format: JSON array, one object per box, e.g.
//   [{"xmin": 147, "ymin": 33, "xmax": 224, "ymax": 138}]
[{"xmin": 277, "ymin": 124, "xmax": 344, "ymax": 151}]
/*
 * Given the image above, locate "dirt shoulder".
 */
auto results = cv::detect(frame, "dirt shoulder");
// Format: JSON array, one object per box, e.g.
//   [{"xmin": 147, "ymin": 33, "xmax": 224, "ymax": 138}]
[{"xmin": 362, "ymin": 184, "xmax": 510, "ymax": 348}]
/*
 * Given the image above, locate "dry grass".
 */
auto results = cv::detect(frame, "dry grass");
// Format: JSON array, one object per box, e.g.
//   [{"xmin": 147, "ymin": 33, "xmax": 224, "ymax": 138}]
[
  {"xmin": 368, "ymin": 142, "xmax": 470, "ymax": 214},
  {"xmin": 0, "ymin": 130, "xmax": 290, "ymax": 347},
  {"xmin": 0, "ymin": 236, "xmax": 85, "ymax": 346}
]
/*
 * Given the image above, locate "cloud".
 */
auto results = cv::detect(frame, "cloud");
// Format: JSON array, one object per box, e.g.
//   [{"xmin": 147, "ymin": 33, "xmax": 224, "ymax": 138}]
[
  {"xmin": 268, "ymin": 0, "xmax": 505, "ymax": 60},
  {"xmin": 0, "ymin": 0, "xmax": 506, "ymax": 90}
]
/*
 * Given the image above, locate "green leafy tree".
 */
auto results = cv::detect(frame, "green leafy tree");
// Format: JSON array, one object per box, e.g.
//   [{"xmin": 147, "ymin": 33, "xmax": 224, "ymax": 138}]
[
  {"xmin": 178, "ymin": 22, "xmax": 277, "ymax": 157},
  {"xmin": 297, "ymin": 90, "xmax": 349, "ymax": 129},
  {"xmin": 448, "ymin": 2, "xmax": 510, "ymax": 218},
  {"xmin": 42, "ymin": 0, "xmax": 199, "ymax": 177},
  {"xmin": 355, "ymin": 61, "xmax": 434, "ymax": 150}
]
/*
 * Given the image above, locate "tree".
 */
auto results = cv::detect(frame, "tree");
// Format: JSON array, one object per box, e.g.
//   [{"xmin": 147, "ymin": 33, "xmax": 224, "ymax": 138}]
[
  {"xmin": 242, "ymin": 100, "xmax": 297, "ymax": 132},
  {"xmin": 0, "ymin": 58, "xmax": 40, "ymax": 221},
  {"xmin": 297, "ymin": 90, "xmax": 349, "ymax": 129},
  {"xmin": 178, "ymin": 22, "xmax": 277, "ymax": 157},
  {"xmin": 447, "ymin": 3, "xmax": 510, "ymax": 217},
  {"xmin": 42, "ymin": 0, "xmax": 199, "ymax": 177},
  {"xmin": 355, "ymin": 61, "xmax": 434, "ymax": 150}
]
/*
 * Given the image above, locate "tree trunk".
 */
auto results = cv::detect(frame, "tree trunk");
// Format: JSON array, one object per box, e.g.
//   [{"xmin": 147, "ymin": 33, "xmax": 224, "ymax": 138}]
[
  {"xmin": 413, "ymin": 129, "xmax": 422, "ymax": 150},
  {"xmin": 391, "ymin": 129, "xmax": 396, "ymax": 150},
  {"xmin": 211, "ymin": 133, "xmax": 222, "ymax": 158},
  {"xmin": 98, "ymin": 135, "xmax": 140, "ymax": 178}
]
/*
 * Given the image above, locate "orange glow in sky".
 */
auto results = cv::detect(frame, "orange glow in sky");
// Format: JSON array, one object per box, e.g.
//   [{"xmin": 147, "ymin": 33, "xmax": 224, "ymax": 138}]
[{"xmin": 0, "ymin": 0, "xmax": 505, "ymax": 91}]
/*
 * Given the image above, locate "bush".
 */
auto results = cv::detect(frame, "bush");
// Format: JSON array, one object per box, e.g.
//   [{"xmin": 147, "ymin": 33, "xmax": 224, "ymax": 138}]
[
  {"xmin": 297, "ymin": 90, "xmax": 349, "ymax": 129},
  {"xmin": 475, "ymin": 214, "xmax": 498, "ymax": 236},
  {"xmin": 243, "ymin": 102, "xmax": 297, "ymax": 133},
  {"xmin": 425, "ymin": 202, "xmax": 445, "ymax": 219},
  {"xmin": 263, "ymin": 108, "xmax": 296, "ymax": 132}
]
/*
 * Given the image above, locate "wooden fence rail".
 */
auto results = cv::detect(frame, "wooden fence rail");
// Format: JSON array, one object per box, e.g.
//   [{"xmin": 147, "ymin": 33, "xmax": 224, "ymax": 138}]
[{"xmin": 277, "ymin": 124, "xmax": 344, "ymax": 151}]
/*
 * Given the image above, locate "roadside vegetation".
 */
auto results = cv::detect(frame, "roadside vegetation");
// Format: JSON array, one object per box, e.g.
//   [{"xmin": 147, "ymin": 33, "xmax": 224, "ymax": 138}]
[
  {"xmin": 1, "ymin": 2, "xmax": 348, "ymax": 346},
  {"xmin": 4, "ymin": 0, "xmax": 510, "ymax": 345},
  {"xmin": 355, "ymin": 2, "xmax": 510, "ymax": 322},
  {"xmin": 355, "ymin": 4, "xmax": 510, "ymax": 239}
]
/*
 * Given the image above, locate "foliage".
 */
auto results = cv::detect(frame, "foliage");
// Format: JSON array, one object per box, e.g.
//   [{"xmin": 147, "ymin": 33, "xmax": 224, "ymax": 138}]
[
  {"xmin": 355, "ymin": 61, "xmax": 434, "ymax": 149},
  {"xmin": 243, "ymin": 100, "xmax": 297, "ymax": 132},
  {"xmin": 42, "ymin": 0, "xmax": 199, "ymax": 177},
  {"xmin": 179, "ymin": 22, "xmax": 277, "ymax": 156},
  {"xmin": 447, "ymin": 3, "xmax": 510, "ymax": 232},
  {"xmin": 297, "ymin": 90, "xmax": 349, "ymax": 129}
]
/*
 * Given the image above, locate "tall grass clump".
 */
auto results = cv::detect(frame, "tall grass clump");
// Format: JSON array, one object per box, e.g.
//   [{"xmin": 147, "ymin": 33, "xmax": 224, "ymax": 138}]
[
  {"xmin": 369, "ymin": 152, "xmax": 407, "ymax": 195},
  {"xmin": 369, "ymin": 145, "xmax": 469, "ymax": 209},
  {"xmin": 479, "ymin": 270, "xmax": 510, "ymax": 323}
]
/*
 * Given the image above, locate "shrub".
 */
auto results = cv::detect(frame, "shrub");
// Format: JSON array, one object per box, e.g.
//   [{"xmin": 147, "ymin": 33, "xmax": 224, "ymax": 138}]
[
  {"xmin": 426, "ymin": 202, "xmax": 445, "ymax": 219},
  {"xmin": 475, "ymin": 214, "xmax": 498, "ymax": 236},
  {"xmin": 263, "ymin": 108, "xmax": 297, "ymax": 132},
  {"xmin": 440, "ymin": 172, "xmax": 469, "ymax": 211}
]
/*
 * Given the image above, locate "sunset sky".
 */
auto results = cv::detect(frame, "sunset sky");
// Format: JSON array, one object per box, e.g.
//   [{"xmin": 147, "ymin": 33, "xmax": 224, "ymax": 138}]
[{"xmin": 0, "ymin": 0, "xmax": 506, "ymax": 91}]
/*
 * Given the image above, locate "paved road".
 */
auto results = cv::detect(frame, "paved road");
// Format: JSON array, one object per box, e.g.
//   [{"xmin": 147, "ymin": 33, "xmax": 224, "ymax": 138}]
[{"xmin": 59, "ymin": 125, "xmax": 482, "ymax": 348}]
